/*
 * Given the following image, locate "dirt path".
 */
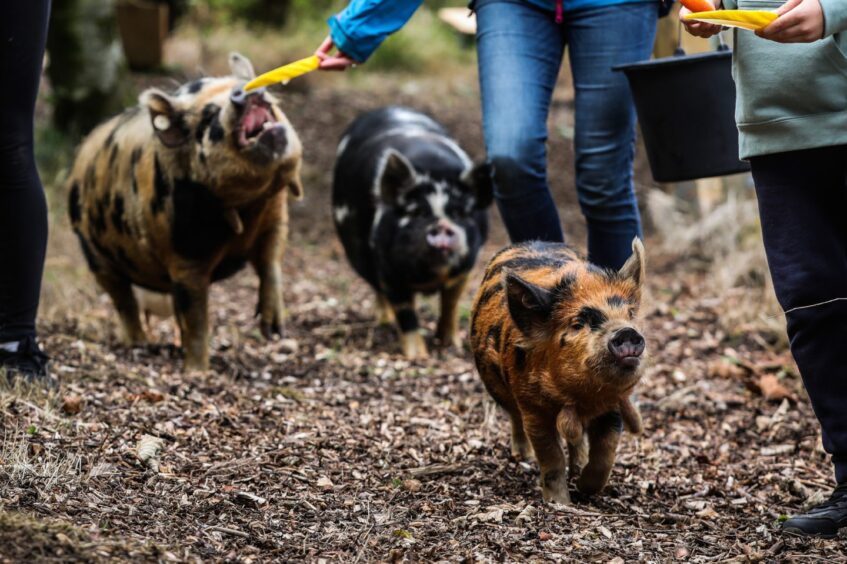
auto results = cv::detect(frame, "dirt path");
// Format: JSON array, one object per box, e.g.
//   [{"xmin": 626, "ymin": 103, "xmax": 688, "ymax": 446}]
[{"xmin": 1, "ymin": 82, "xmax": 843, "ymax": 562}]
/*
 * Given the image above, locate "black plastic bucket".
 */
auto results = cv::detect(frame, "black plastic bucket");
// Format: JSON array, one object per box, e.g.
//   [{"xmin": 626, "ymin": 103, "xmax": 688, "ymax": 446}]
[{"xmin": 615, "ymin": 48, "xmax": 750, "ymax": 182}]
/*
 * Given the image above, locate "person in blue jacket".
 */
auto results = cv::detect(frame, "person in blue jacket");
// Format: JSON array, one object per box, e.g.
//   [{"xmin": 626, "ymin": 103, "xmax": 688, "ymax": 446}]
[{"xmin": 315, "ymin": 0, "xmax": 660, "ymax": 272}]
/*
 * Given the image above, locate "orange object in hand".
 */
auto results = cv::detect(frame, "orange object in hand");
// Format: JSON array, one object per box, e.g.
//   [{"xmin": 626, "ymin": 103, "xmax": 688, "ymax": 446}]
[{"xmin": 679, "ymin": 0, "xmax": 716, "ymax": 12}]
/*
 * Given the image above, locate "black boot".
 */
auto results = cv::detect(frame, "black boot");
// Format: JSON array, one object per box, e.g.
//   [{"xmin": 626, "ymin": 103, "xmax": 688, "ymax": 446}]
[
  {"xmin": 0, "ymin": 336, "xmax": 54, "ymax": 387},
  {"xmin": 783, "ymin": 483, "xmax": 847, "ymax": 538}
]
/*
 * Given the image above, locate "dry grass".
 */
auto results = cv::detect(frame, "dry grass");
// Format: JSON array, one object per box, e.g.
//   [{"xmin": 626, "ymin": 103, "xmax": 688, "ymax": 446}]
[{"xmin": 647, "ymin": 184, "xmax": 786, "ymax": 346}]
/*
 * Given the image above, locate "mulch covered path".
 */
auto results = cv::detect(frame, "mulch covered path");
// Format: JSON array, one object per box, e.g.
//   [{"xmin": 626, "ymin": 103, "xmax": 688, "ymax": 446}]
[{"xmin": 2, "ymin": 83, "xmax": 844, "ymax": 562}]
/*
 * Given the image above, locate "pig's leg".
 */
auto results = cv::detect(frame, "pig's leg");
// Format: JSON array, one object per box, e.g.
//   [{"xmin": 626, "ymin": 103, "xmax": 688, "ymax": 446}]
[
  {"xmin": 556, "ymin": 407, "xmax": 588, "ymax": 476},
  {"xmin": 170, "ymin": 277, "xmax": 210, "ymax": 371},
  {"xmin": 93, "ymin": 269, "xmax": 146, "ymax": 345},
  {"xmin": 374, "ymin": 293, "xmax": 396, "ymax": 325},
  {"xmin": 251, "ymin": 224, "xmax": 286, "ymax": 339},
  {"xmin": 620, "ymin": 397, "xmax": 643, "ymax": 435},
  {"xmin": 388, "ymin": 293, "xmax": 427, "ymax": 359},
  {"xmin": 435, "ymin": 275, "xmax": 468, "ymax": 349},
  {"xmin": 576, "ymin": 411, "xmax": 622, "ymax": 495},
  {"xmin": 567, "ymin": 434, "xmax": 589, "ymax": 478},
  {"xmin": 524, "ymin": 412, "xmax": 570, "ymax": 504},
  {"xmin": 509, "ymin": 412, "xmax": 532, "ymax": 460}
]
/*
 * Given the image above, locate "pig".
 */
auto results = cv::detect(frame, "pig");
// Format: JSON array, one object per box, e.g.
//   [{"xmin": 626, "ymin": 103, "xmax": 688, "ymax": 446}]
[
  {"xmin": 332, "ymin": 107, "xmax": 493, "ymax": 358},
  {"xmin": 67, "ymin": 53, "xmax": 304, "ymax": 370},
  {"xmin": 469, "ymin": 238, "xmax": 647, "ymax": 504}
]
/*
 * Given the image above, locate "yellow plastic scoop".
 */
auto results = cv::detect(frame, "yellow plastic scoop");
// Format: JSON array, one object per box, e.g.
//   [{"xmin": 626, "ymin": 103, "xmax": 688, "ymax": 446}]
[
  {"xmin": 682, "ymin": 9, "xmax": 778, "ymax": 31},
  {"xmin": 244, "ymin": 55, "xmax": 321, "ymax": 92}
]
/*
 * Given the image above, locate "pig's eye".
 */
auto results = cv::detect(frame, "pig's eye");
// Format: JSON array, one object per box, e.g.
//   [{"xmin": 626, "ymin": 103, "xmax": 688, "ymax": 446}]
[{"xmin": 405, "ymin": 206, "xmax": 425, "ymax": 218}]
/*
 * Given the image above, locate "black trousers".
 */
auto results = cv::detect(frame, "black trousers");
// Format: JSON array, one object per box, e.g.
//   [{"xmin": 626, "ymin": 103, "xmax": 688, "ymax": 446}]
[
  {"xmin": 0, "ymin": 1, "xmax": 51, "ymax": 342},
  {"xmin": 751, "ymin": 144, "xmax": 847, "ymax": 484}
]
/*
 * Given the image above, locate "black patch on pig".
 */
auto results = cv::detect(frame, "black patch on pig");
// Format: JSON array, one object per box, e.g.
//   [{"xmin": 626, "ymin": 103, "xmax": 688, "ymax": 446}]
[
  {"xmin": 395, "ymin": 308, "xmax": 419, "ymax": 333},
  {"xmin": 74, "ymin": 232, "xmax": 99, "ymax": 273},
  {"xmin": 487, "ymin": 255, "xmax": 563, "ymax": 282},
  {"xmin": 487, "ymin": 324, "xmax": 502, "ymax": 350},
  {"xmin": 151, "ymin": 156, "xmax": 171, "ymax": 214},
  {"xmin": 84, "ymin": 164, "xmax": 96, "ymax": 191},
  {"xmin": 196, "ymin": 104, "xmax": 221, "ymax": 143},
  {"xmin": 606, "ymin": 295, "xmax": 628, "ymax": 308},
  {"xmin": 130, "ymin": 148, "xmax": 142, "ymax": 194},
  {"xmin": 115, "ymin": 247, "xmax": 138, "ymax": 273},
  {"xmin": 553, "ymin": 273, "xmax": 576, "ymax": 303},
  {"xmin": 476, "ymin": 284, "xmax": 502, "ymax": 310},
  {"xmin": 68, "ymin": 183, "xmax": 81, "ymax": 225},
  {"xmin": 186, "ymin": 79, "xmax": 206, "ymax": 94},
  {"xmin": 111, "ymin": 194, "xmax": 126, "ymax": 234},
  {"xmin": 109, "ymin": 144, "xmax": 119, "ymax": 169},
  {"xmin": 211, "ymin": 256, "xmax": 248, "ymax": 282},
  {"xmin": 171, "ymin": 178, "xmax": 234, "ymax": 260},
  {"xmin": 172, "ymin": 283, "xmax": 192, "ymax": 313},
  {"xmin": 575, "ymin": 306, "xmax": 607, "ymax": 331},
  {"xmin": 208, "ymin": 113, "xmax": 225, "ymax": 143},
  {"xmin": 514, "ymin": 347, "xmax": 526, "ymax": 372},
  {"xmin": 91, "ymin": 199, "xmax": 108, "ymax": 234},
  {"xmin": 591, "ymin": 411, "xmax": 623, "ymax": 434}
]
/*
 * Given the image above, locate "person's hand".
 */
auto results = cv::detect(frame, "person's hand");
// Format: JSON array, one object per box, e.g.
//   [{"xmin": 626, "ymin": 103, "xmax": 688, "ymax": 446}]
[
  {"xmin": 680, "ymin": 2, "xmax": 724, "ymax": 38},
  {"xmin": 756, "ymin": 0, "xmax": 824, "ymax": 43},
  {"xmin": 315, "ymin": 36, "xmax": 359, "ymax": 71}
]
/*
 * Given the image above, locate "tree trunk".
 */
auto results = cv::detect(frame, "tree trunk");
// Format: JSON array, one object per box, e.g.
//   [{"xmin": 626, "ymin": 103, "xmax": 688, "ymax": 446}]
[{"xmin": 46, "ymin": 0, "xmax": 128, "ymax": 137}]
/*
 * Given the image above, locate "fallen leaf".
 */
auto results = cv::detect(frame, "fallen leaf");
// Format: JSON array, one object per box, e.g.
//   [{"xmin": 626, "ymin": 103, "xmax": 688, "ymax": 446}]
[
  {"xmin": 136, "ymin": 435, "xmax": 164, "ymax": 472},
  {"xmin": 61, "ymin": 394, "xmax": 83, "ymax": 415},
  {"xmin": 403, "ymin": 479, "xmax": 422, "ymax": 492},
  {"xmin": 757, "ymin": 374, "xmax": 792, "ymax": 402},
  {"xmin": 316, "ymin": 476, "xmax": 334, "ymax": 491},
  {"xmin": 538, "ymin": 531, "xmax": 552, "ymax": 541}
]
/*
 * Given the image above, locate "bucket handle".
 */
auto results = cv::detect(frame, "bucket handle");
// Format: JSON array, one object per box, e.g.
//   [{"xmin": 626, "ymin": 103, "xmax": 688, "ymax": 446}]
[{"xmin": 675, "ymin": 16, "xmax": 730, "ymax": 56}]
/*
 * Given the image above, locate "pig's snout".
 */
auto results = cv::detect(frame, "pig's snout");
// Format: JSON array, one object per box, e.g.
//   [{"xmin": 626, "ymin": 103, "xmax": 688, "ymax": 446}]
[
  {"xmin": 426, "ymin": 220, "xmax": 459, "ymax": 252},
  {"xmin": 608, "ymin": 327, "xmax": 645, "ymax": 367}
]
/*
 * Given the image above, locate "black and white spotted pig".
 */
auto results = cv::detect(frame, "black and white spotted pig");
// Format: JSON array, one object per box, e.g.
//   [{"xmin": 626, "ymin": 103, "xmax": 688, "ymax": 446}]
[
  {"xmin": 67, "ymin": 53, "xmax": 304, "ymax": 370},
  {"xmin": 332, "ymin": 107, "xmax": 493, "ymax": 358}
]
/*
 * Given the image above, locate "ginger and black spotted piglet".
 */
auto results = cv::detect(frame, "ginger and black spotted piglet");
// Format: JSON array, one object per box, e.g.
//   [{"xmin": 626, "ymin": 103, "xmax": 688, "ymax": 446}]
[
  {"xmin": 470, "ymin": 239, "xmax": 647, "ymax": 504},
  {"xmin": 67, "ymin": 53, "xmax": 303, "ymax": 370}
]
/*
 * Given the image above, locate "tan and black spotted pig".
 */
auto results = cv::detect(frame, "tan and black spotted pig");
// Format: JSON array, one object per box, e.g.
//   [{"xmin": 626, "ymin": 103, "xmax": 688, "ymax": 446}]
[
  {"xmin": 67, "ymin": 53, "xmax": 303, "ymax": 370},
  {"xmin": 470, "ymin": 239, "xmax": 647, "ymax": 504}
]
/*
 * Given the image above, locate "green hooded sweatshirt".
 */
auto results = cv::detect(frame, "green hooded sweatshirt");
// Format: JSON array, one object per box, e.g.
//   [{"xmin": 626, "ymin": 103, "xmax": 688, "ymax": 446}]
[{"xmin": 724, "ymin": 0, "xmax": 847, "ymax": 158}]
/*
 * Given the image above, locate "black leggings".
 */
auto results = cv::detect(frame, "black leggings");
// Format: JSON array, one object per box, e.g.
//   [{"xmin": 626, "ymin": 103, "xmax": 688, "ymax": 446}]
[
  {"xmin": 751, "ymin": 145, "xmax": 847, "ymax": 484},
  {"xmin": 0, "ymin": 1, "xmax": 51, "ymax": 342}
]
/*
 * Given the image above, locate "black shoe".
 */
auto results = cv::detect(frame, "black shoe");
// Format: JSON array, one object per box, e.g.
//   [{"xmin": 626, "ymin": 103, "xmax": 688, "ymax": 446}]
[
  {"xmin": 0, "ymin": 336, "xmax": 54, "ymax": 388},
  {"xmin": 782, "ymin": 483, "xmax": 847, "ymax": 538}
]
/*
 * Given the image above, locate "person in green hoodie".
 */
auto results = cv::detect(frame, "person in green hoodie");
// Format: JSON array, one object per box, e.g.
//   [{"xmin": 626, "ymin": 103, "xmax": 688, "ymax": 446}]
[{"xmin": 684, "ymin": 0, "xmax": 847, "ymax": 538}]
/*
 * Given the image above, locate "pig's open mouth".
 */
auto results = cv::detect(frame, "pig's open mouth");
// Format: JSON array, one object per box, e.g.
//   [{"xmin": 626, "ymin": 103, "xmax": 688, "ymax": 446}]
[{"xmin": 237, "ymin": 99, "xmax": 280, "ymax": 148}]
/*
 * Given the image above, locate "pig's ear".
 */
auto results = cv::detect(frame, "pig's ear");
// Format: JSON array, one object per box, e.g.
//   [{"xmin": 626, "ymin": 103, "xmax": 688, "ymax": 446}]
[
  {"xmin": 504, "ymin": 271, "xmax": 554, "ymax": 341},
  {"xmin": 461, "ymin": 161, "xmax": 494, "ymax": 209},
  {"xmin": 376, "ymin": 149, "xmax": 416, "ymax": 204},
  {"xmin": 229, "ymin": 52, "xmax": 256, "ymax": 81},
  {"xmin": 140, "ymin": 88, "xmax": 189, "ymax": 148},
  {"xmin": 618, "ymin": 237, "xmax": 645, "ymax": 289}
]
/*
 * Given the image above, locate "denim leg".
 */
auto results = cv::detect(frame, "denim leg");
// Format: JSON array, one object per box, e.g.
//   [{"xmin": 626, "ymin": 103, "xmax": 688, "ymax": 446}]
[
  {"xmin": 476, "ymin": 0, "xmax": 565, "ymax": 244},
  {"xmin": 751, "ymin": 146, "xmax": 847, "ymax": 484},
  {"xmin": 566, "ymin": 3, "xmax": 656, "ymax": 270}
]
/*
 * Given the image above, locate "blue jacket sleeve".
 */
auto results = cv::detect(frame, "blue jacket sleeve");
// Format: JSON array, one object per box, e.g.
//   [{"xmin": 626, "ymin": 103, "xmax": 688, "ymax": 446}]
[{"xmin": 328, "ymin": 0, "xmax": 424, "ymax": 63}]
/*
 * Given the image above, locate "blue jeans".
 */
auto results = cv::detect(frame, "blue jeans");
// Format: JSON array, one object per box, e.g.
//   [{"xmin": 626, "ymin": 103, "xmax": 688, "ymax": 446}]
[{"xmin": 476, "ymin": 0, "xmax": 657, "ymax": 269}]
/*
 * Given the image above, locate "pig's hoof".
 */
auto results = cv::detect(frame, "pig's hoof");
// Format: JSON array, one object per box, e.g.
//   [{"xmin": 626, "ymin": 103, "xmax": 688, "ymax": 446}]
[
  {"xmin": 511, "ymin": 438, "xmax": 533, "ymax": 461},
  {"xmin": 401, "ymin": 332, "xmax": 428, "ymax": 359},
  {"xmin": 541, "ymin": 485, "xmax": 571, "ymax": 505},
  {"xmin": 541, "ymin": 470, "xmax": 571, "ymax": 504},
  {"xmin": 576, "ymin": 473, "xmax": 609, "ymax": 496},
  {"xmin": 260, "ymin": 318, "xmax": 285, "ymax": 340},
  {"xmin": 434, "ymin": 331, "xmax": 463, "ymax": 351}
]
